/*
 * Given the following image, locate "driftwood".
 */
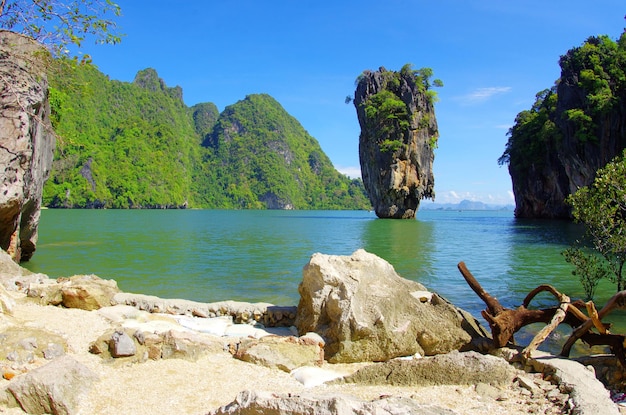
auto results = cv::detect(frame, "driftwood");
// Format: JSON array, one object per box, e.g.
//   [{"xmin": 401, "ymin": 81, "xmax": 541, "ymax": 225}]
[{"xmin": 457, "ymin": 261, "xmax": 626, "ymax": 365}]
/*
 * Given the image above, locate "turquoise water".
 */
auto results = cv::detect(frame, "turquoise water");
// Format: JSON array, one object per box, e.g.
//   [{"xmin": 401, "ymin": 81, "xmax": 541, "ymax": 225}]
[{"xmin": 24, "ymin": 209, "xmax": 626, "ymax": 346}]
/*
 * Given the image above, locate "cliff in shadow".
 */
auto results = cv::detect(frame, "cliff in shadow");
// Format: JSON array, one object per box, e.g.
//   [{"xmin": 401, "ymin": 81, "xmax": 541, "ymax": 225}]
[
  {"xmin": 353, "ymin": 65, "xmax": 440, "ymax": 219},
  {"xmin": 500, "ymin": 30, "xmax": 626, "ymax": 219},
  {"xmin": 0, "ymin": 31, "xmax": 55, "ymax": 261}
]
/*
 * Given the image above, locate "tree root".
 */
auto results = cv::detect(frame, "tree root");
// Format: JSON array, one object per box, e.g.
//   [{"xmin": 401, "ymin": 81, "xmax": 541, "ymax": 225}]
[{"xmin": 458, "ymin": 262, "xmax": 626, "ymax": 365}]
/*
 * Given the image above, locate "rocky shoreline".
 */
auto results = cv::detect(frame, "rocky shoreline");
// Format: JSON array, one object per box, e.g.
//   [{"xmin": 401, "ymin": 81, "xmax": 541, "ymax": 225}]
[{"xmin": 0, "ymin": 249, "xmax": 622, "ymax": 414}]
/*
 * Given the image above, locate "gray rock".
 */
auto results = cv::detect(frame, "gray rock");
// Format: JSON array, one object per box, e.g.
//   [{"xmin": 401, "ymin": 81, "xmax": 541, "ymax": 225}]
[
  {"xmin": 208, "ymin": 390, "xmax": 458, "ymax": 415},
  {"xmin": 0, "ymin": 30, "xmax": 55, "ymax": 262},
  {"xmin": 43, "ymin": 343, "xmax": 65, "ymax": 359},
  {"xmin": 295, "ymin": 250, "xmax": 482, "ymax": 363},
  {"xmin": 7, "ymin": 355, "xmax": 98, "ymax": 415},
  {"xmin": 109, "ymin": 330, "xmax": 136, "ymax": 357},
  {"xmin": 528, "ymin": 356, "xmax": 620, "ymax": 415}
]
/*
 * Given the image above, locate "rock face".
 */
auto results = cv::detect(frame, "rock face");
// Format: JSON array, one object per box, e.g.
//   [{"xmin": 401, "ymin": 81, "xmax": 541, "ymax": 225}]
[
  {"xmin": 354, "ymin": 66, "xmax": 438, "ymax": 219},
  {"xmin": 504, "ymin": 34, "xmax": 626, "ymax": 219},
  {"xmin": 0, "ymin": 30, "xmax": 55, "ymax": 261},
  {"xmin": 295, "ymin": 250, "xmax": 481, "ymax": 363}
]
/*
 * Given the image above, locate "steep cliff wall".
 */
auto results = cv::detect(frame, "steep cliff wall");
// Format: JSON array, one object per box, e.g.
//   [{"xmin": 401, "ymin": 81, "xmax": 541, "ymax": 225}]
[
  {"xmin": 353, "ymin": 66, "xmax": 438, "ymax": 219},
  {"xmin": 503, "ymin": 32, "xmax": 626, "ymax": 219},
  {"xmin": 0, "ymin": 31, "xmax": 55, "ymax": 261}
]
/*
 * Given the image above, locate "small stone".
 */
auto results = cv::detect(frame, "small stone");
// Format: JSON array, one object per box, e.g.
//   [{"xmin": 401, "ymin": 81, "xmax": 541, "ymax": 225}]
[
  {"xmin": 516, "ymin": 375, "xmax": 538, "ymax": 392},
  {"xmin": 133, "ymin": 330, "xmax": 145, "ymax": 345},
  {"xmin": 109, "ymin": 330, "xmax": 136, "ymax": 357},
  {"xmin": 43, "ymin": 343, "xmax": 65, "ymax": 359},
  {"xmin": 192, "ymin": 309, "xmax": 208, "ymax": 318},
  {"xmin": 475, "ymin": 382, "xmax": 501, "ymax": 400},
  {"xmin": 18, "ymin": 337, "xmax": 38, "ymax": 351}
]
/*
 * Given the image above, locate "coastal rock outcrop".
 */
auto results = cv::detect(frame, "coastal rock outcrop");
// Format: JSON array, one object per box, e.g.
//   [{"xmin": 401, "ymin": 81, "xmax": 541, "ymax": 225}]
[
  {"xmin": 502, "ymin": 32, "xmax": 626, "ymax": 218},
  {"xmin": 0, "ymin": 31, "xmax": 55, "ymax": 261},
  {"xmin": 295, "ymin": 250, "xmax": 484, "ymax": 363},
  {"xmin": 353, "ymin": 65, "xmax": 438, "ymax": 218}
]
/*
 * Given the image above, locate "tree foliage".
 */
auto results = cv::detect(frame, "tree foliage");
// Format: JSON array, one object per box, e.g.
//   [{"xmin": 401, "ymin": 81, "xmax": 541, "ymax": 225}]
[
  {"xmin": 500, "ymin": 30, "xmax": 626, "ymax": 172},
  {"xmin": 361, "ymin": 64, "xmax": 442, "ymax": 154},
  {"xmin": 0, "ymin": 0, "xmax": 122, "ymax": 56},
  {"xmin": 201, "ymin": 94, "xmax": 370, "ymax": 210},
  {"xmin": 46, "ymin": 62, "xmax": 369, "ymax": 210},
  {"xmin": 565, "ymin": 151, "xmax": 626, "ymax": 293},
  {"xmin": 498, "ymin": 88, "xmax": 560, "ymax": 171}
]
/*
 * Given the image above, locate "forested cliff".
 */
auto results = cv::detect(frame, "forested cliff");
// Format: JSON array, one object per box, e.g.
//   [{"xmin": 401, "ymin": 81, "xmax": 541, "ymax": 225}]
[
  {"xmin": 45, "ymin": 62, "xmax": 369, "ymax": 210},
  {"xmin": 500, "ymin": 30, "xmax": 626, "ymax": 219}
]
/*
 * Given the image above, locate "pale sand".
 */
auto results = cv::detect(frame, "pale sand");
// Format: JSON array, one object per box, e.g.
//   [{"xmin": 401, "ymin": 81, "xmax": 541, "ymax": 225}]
[{"xmin": 0, "ymin": 299, "xmax": 561, "ymax": 415}]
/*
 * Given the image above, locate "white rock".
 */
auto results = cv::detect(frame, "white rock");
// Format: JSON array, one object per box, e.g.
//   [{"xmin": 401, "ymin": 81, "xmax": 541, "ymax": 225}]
[{"xmin": 290, "ymin": 366, "xmax": 344, "ymax": 387}]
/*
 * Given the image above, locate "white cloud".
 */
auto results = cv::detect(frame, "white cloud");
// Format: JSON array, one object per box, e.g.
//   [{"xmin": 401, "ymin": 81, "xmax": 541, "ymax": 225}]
[
  {"xmin": 336, "ymin": 165, "xmax": 361, "ymax": 179},
  {"xmin": 454, "ymin": 87, "xmax": 512, "ymax": 105},
  {"xmin": 429, "ymin": 190, "xmax": 514, "ymax": 205}
]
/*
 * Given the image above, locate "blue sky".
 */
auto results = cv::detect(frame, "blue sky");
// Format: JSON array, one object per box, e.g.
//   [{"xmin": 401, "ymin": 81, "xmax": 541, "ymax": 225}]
[{"xmin": 76, "ymin": 1, "xmax": 624, "ymax": 205}]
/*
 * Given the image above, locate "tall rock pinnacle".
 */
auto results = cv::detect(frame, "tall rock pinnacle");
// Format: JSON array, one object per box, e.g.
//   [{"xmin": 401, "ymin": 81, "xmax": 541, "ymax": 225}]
[{"xmin": 353, "ymin": 65, "xmax": 439, "ymax": 219}]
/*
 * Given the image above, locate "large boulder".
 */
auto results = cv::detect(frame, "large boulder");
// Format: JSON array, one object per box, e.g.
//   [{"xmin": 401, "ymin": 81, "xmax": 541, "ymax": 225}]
[
  {"xmin": 0, "ymin": 30, "xmax": 55, "ymax": 261},
  {"xmin": 295, "ymin": 250, "xmax": 483, "ymax": 363},
  {"xmin": 6, "ymin": 355, "xmax": 98, "ymax": 415}
]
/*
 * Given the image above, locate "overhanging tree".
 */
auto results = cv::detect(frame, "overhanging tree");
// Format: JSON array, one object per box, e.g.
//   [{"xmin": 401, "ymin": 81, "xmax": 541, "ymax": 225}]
[
  {"xmin": 0, "ymin": 0, "xmax": 122, "ymax": 56},
  {"xmin": 565, "ymin": 150, "xmax": 626, "ymax": 294}
]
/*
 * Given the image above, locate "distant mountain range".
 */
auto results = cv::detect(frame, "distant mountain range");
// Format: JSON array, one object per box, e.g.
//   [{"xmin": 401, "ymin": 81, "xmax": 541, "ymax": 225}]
[{"xmin": 421, "ymin": 200, "xmax": 514, "ymax": 211}]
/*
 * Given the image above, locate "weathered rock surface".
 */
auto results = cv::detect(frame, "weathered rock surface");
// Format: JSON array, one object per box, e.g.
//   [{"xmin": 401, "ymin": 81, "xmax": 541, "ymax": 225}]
[
  {"xmin": 89, "ymin": 327, "xmax": 225, "ymax": 363},
  {"xmin": 27, "ymin": 274, "xmax": 120, "ymax": 310},
  {"xmin": 5, "ymin": 355, "xmax": 98, "ymax": 415},
  {"xmin": 526, "ymin": 354, "xmax": 620, "ymax": 415},
  {"xmin": 353, "ymin": 66, "xmax": 437, "ymax": 218},
  {"xmin": 506, "ymin": 37, "xmax": 626, "ymax": 219},
  {"xmin": 112, "ymin": 291, "xmax": 296, "ymax": 326},
  {"xmin": 338, "ymin": 351, "xmax": 516, "ymax": 387},
  {"xmin": 295, "ymin": 250, "xmax": 483, "ymax": 363},
  {"xmin": 0, "ymin": 326, "xmax": 67, "ymax": 365},
  {"xmin": 0, "ymin": 30, "xmax": 55, "ymax": 261},
  {"xmin": 208, "ymin": 390, "xmax": 457, "ymax": 415},
  {"xmin": 232, "ymin": 335, "xmax": 324, "ymax": 372},
  {"xmin": 0, "ymin": 248, "xmax": 48, "ymax": 291}
]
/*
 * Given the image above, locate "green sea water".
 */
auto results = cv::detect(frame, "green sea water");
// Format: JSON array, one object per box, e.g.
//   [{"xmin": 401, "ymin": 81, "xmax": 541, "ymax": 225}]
[{"xmin": 23, "ymin": 209, "xmax": 626, "ymax": 348}]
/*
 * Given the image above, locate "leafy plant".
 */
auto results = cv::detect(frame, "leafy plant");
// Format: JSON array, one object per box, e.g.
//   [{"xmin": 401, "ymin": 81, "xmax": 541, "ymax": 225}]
[
  {"xmin": 0, "ymin": 0, "xmax": 122, "ymax": 57},
  {"xmin": 566, "ymin": 150, "xmax": 626, "ymax": 292},
  {"xmin": 562, "ymin": 247, "xmax": 608, "ymax": 300}
]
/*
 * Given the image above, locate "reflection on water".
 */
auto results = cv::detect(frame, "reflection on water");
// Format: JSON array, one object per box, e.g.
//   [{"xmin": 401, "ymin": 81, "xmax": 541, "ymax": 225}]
[{"xmin": 361, "ymin": 217, "xmax": 434, "ymax": 283}]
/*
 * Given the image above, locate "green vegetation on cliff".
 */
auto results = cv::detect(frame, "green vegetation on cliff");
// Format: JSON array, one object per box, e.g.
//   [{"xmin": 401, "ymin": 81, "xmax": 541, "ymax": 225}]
[
  {"xmin": 499, "ymin": 30, "xmax": 626, "ymax": 175},
  {"xmin": 46, "ymin": 61, "xmax": 369, "ymax": 210},
  {"xmin": 359, "ymin": 64, "xmax": 442, "ymax": 154}
]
